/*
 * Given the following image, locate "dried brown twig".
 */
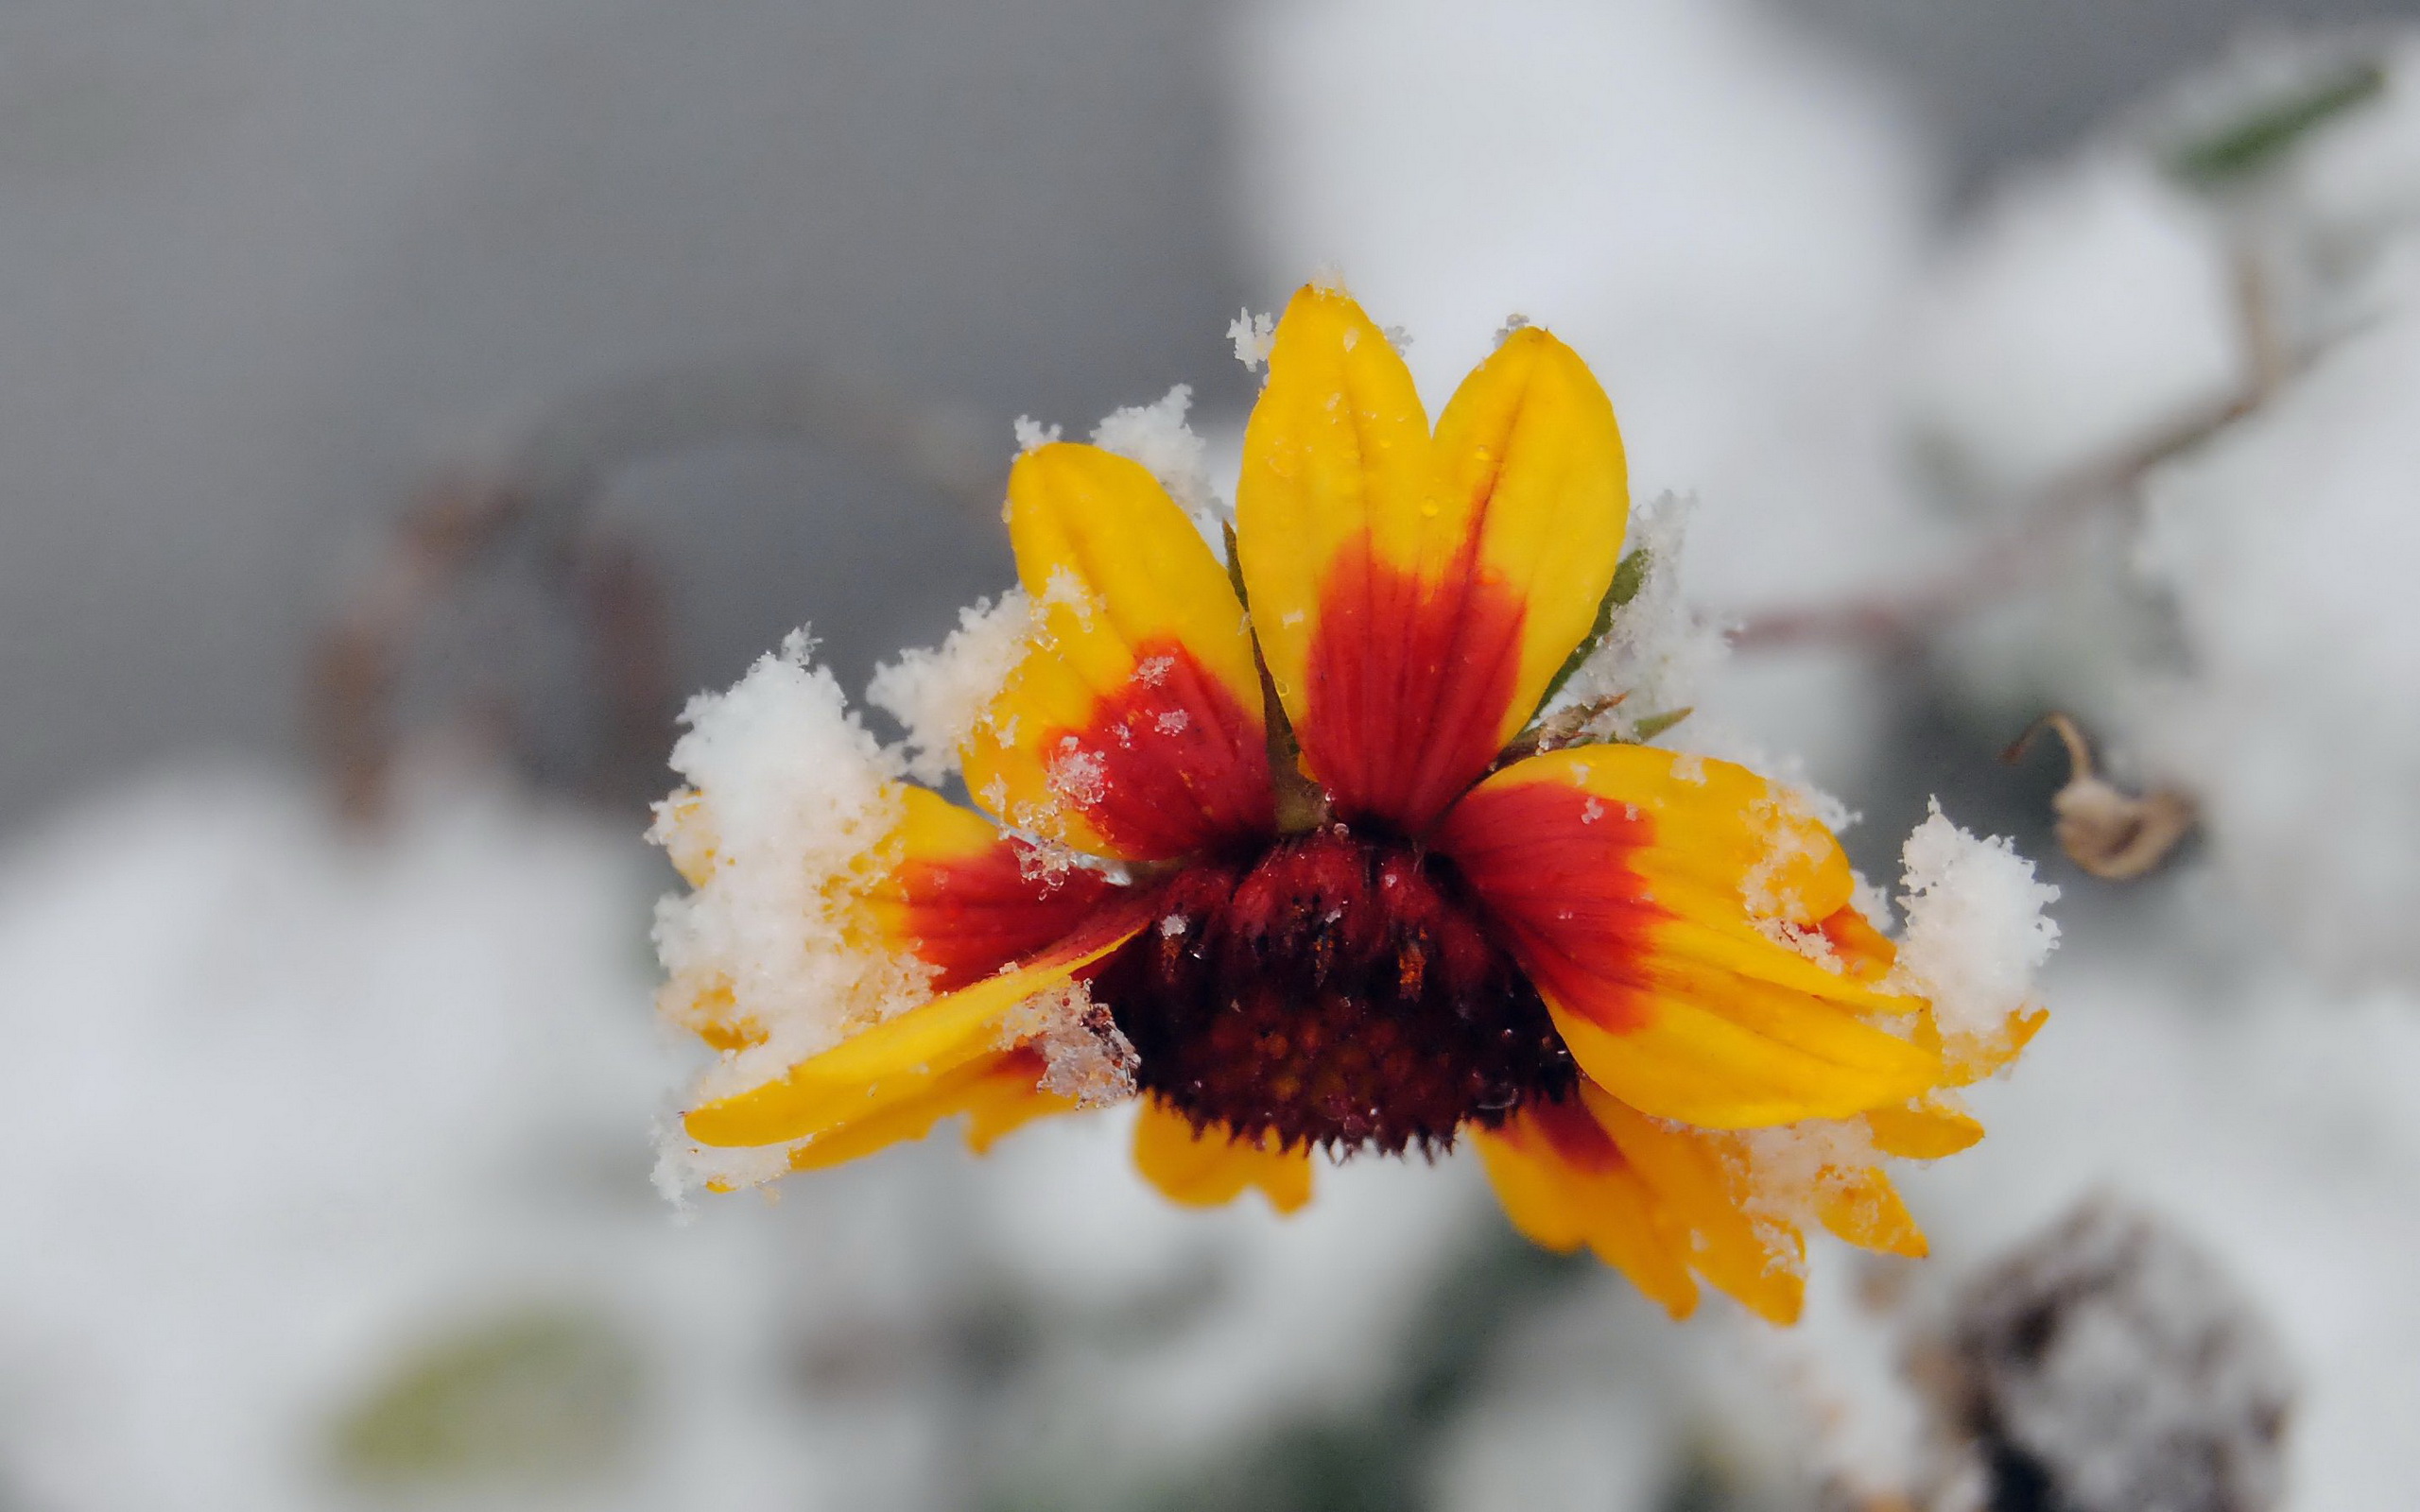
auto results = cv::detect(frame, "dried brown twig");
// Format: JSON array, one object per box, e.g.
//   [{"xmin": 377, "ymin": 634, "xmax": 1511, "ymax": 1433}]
[
  {"xmin": 1731, "ymin": 385, "xmax": 2258, "ymax": 653},
  {"xmin": 312, "ymin": 359, "xmax": 1003, "ymax": 825}
]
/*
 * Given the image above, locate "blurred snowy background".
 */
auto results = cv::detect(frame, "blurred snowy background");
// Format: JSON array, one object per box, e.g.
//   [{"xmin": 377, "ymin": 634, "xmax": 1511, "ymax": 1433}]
[{"xmin": 8, "ymin": 0, "xmax": 2420, "ymax": 1507}]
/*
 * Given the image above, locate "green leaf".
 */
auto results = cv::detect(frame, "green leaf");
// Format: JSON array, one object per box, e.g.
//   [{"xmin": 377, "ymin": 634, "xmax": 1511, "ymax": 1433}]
[
  {"xmin": 2168, "ymin": 58, "xmax": 2386, "ymax": 188},
  {"xmin": 1532, "ymin": 547, "xmax": 1651, "ymax": 718}
]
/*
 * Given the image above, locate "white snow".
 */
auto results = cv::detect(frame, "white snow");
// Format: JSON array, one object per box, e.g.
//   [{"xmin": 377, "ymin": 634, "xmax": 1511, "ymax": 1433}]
[
  {"xmin": 1227, "ymin": 308, "xmax": 1278, "ymax": 371},
  {"xmin": 1091, "ymin": 384, "xmax": 1219, "ymax": 515},
  {"xmin": 649, "ymin": 632, "xmax": 933, "ymax": 1193},
  {"xmin": 1232, "ymin": 0, "xmax": 1954, "ymax": 616},
  {"xmin": 867, "ymin": 590, "xmax": 1037, "ymax": 783},
  {"xmin": 1893, "ymin": 800, "xmax": 2062, "ymax": 1042},
  {"xmin": 999, "ymin": 980, "xmax": 1138, "ymax": 1108}
]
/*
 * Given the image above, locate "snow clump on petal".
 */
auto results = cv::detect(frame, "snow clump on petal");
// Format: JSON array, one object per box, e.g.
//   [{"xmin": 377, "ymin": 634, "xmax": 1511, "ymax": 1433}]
[
  {"xmin": 868, "ymin": 591, "xmax": 1036, "ymax": 782},
  {"xmin": 649, "ymin": 631, "xmax": 935, "ymax": 1195},
  {"xmin": 1092, "ymin": 384, "xmax": 1220, "ymax": 516},
  {"xmin": 1894, "ymin": 799, "xmax": 2061, "ymax": 1042}
]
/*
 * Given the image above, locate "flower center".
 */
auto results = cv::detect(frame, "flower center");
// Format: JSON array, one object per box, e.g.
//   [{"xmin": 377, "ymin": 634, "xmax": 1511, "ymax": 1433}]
[{"xmin": 1088, "ymin": 826, "xmax": 1577, "ymax": 1155}]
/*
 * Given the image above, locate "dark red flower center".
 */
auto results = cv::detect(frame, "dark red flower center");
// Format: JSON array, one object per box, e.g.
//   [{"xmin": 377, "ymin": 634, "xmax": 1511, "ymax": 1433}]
[{"xmin": 1087, "ymin": 825, "xmax": 1576, "ymax": 1155}]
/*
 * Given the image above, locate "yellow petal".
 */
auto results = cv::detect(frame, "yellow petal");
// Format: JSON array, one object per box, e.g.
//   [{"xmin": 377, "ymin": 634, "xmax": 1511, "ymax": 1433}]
[
  {"xmin": 1472, "ymin": 1108, "xmax": 1700, "ymax": 1318},
  {"xmin": 962, "ymin": 442, "xmax": 1273, "ymax": 860},
  {"xmin": 1234, "ymin": 285, "xmax": 1628, "ymax": 833},
  {"xmin": 683, "ymin": 919, "xmax": 1143, "ymax": 1148},
  {"xmin": 1864, "ymin": 1093, "xmax": 1985, "ymax": 1160},
  {"xmin": 1582, "ymin": 1088, "xmax": 1806, "ymax": 1325},
  {"xmin": 1814, "ymin": 1164, "xmax": 1929, "ymax": 1259},
  {"xmin": 1130, "ymin": 1097, "xmax": 1314, "ymax": 1214},
  {"xmin": 783, "ymin": 1048, "xmax": 1076, "ymax": 1172}
]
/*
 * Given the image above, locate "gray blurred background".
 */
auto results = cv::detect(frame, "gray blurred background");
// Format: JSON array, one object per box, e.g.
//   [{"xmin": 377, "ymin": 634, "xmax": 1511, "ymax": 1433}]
[{"xmin": 0, "ymin": 0, "xmax": 2410, "ymax": 835}]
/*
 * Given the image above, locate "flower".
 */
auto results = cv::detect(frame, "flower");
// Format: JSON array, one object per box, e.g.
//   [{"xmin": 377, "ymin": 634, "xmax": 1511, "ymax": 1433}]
[{"xmin": 650, "ymin": 284, "xmax": 2046, "ymax": 1325}]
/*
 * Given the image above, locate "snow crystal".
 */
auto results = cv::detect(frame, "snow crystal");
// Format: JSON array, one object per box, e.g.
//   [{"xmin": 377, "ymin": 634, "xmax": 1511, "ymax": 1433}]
[
  {"xmin": 1492, "ymin": 313, "xmax": 1533, "ymax": 347},
  {"xmin": 1228, "ymin": 309, "xmax": 1277, "ymax": 370},
  {"xmin": 1038, "ymin": 563, "xmax": 1101, "ymax": 626},
  {"xmin": 1893, "ymin": 799, "xmax": 2061, "ymax": 1042},
  {"xmin": 1154, "ymin": 710, "xmax": 1189, "ymax": 735},
  {"xmin": 867, "ymin": 590, "xmax": 1036, "ymax": 783},
  {"xmin": 1046, "ymin": 739, "xmax": 1109, "ymax": 805},
  {"xmin": 1012, "ymin": 415, "xmax": 1063, "ymax": 452},
  {"xmin": 1093, "ymin": 384, "xmax": 1220, "ymax": 515},
  {"xmin": 649, "ymin": 631, "xmax": 933, "ymax": 1195},
  {"xmin": 1000, "ymin": 980, "xmax": 1138, "ymax": 1108}
]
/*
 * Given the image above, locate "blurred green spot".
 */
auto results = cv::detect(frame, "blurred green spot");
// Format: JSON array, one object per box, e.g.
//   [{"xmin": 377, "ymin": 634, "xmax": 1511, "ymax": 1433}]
[
  {"xmin": 330, "ymin": 1307, "xmax": 645, "ymax": 1488},
  {"xmin": 2167, "ymin": 59, "xmax": 2386, "ymax": 188}
]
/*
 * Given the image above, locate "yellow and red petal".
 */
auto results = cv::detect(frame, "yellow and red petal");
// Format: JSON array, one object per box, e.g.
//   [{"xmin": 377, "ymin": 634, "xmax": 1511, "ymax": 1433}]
[
  {"xmin": 1437, "ymin": 746, "xmax": 1940, "ymax": 1129},
  {"xmin": 683, "ymin": 896, "xmax": 1155, "ymax": 1150},
  {"xmin": 1236, "ymin": 284, "xmax": 1628, "ymax": 834},
  {"xmin": 869, "ymin": 785, "xmax": 1119, "ymax": 992},
  {"xmin": 962, "ymin": 442, "xmax": 1272, "ymax": 860},
  {"xmin": 1131, "ymin": 1096, "xmax": 1314, "ymax": 1214}
]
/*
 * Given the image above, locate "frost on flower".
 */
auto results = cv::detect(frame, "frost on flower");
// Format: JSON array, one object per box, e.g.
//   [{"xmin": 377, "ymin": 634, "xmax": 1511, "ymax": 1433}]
[
  {"xmin": 1000, "ymin": 979, "xmax": 1137, "ymax": 1108},
  {"xmin": 1894, "ymin": 799, "xmax": 2061, "ymax": 1051},
  {"xmin": 648, "ymin": 631, "xmax": 934, "ymax": 1196},
  {"xmin": 868, "ymin": 591, "xmax": 1036, "ymax": 783},
  {"xmin": 1092, "ymin": 385, "xmax": 1219, "ymax": 516}
]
